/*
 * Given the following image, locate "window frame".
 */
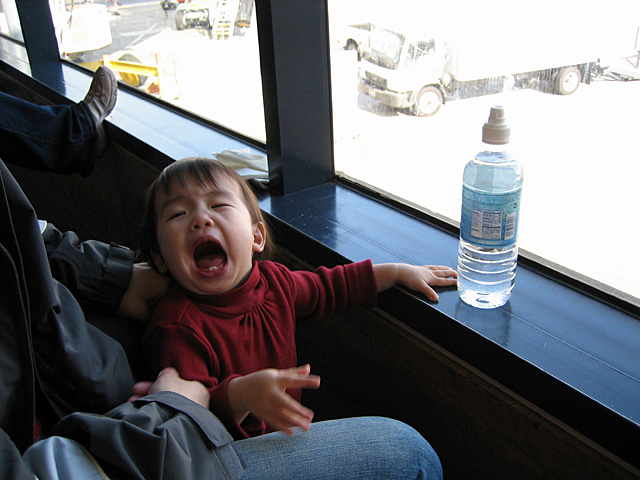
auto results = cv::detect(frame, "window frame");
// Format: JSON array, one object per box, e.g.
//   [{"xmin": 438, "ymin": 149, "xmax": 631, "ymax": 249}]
[
  {"xmin": 256, "ymin": 0, "xmax": 334, "ymax": 194},
  {"xmin": 3, "ymin": 0, "xmax": 639, "ymax": 470},
  {"xmin": 13, "ymin": 0, "xmax": 59, "ymax": 65}
]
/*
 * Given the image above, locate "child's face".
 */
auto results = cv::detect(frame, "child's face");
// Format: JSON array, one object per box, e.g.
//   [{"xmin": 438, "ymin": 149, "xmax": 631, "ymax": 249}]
[{"xmin": 152, "ymin": 174, "xmax": 265, "ymax": 296}]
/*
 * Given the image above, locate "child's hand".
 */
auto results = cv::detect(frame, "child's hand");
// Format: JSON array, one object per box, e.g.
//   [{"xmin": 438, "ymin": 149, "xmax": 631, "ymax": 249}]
[
  {"xmin": 228, "ymin": 364, "xmax": 321, "ymax": 435},
  {"xmin": 398, "ymin": 264, "xmax": 458, "ymax": 300},
  {"xmin": 373, "ymin": 263, "xmax": 458, "ymax": 301}
]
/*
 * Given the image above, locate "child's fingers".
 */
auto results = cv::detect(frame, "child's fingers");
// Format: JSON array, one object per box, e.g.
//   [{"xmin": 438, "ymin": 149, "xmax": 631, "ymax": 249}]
[
  {"xmin": 421, "ymin": 285, "xmax": 440, "ymax": 301},
  {"xmin": 282, "ymin": 373, "xmax": 321, "ymax": 390},
  {"xmin": 280, "ymin": 365, "xmax": 321, "ymax": 390},
  {"xmin": 270, "ymin": 395, "xmax": 315, "ymax": 434},
  {"xmin": 424, "ymin": 265, "xmax": 458, "ymax": 277},
  {"xmin": 418, "ymin": 266, "xmax": 458, "ymax": 301},
  {"xmin": 286, "ymin": 364, "xmax": 311, "ymax": 375}
]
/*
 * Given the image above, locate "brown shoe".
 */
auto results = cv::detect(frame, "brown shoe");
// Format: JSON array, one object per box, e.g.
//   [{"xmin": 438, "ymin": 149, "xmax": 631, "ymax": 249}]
[{"xmin": 82, "ymin": 66, "xmax": 118, "ymax": 158}]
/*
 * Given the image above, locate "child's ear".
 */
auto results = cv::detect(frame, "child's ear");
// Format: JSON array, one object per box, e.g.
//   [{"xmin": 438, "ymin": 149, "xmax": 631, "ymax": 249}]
[
  {"xmin": 252, "ymin": 221, "xmax": 266, "ymax": 253},
  {"xmin": 151, "ymin": 249, "xmax": 169, "ymax": 274}
]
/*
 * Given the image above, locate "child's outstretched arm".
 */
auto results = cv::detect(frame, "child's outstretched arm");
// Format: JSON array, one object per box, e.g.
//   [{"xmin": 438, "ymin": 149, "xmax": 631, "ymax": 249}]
[
  {"xmin": 227, "ymin": 364, "xmax": 321, "ymax": 435},
  {"xmin": 373, "ymin": 263, "xmax": 458, "ymax": 301}
]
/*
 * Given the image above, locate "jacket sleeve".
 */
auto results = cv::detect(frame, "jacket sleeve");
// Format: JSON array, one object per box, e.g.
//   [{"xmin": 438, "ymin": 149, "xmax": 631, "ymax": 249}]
[
  {"xmin": 50, "ymin": 392, "xmax": 245, "ymax": 480},
  {"xmin": 35, "ymin": 224, "xmax": 139, "ymax": 419},
  {"xmin": 43, "ymin": 222, "xmax": 134, "ymax": 315},
  {"xmin": 32, "ymin": 282, "xmax": 137, "ymax": 423},
  {"xmin": 0, "ymin": 430, "xmax": 37, "ymax": 480}
]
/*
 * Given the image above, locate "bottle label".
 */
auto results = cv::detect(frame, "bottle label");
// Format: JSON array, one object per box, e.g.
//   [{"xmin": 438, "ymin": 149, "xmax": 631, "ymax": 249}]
[{"xmin": 461, "ymin": 187, "xmax": 521, "ymax": 247}]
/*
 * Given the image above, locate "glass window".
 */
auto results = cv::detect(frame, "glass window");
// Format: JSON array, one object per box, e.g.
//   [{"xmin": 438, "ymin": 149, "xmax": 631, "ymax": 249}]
[
  {"xmin": 328, "ymin": 0, "xmax": 640, "ymax": 303},
  {"xmin": 0, "ymin": 0, "xmax": 24, "ymax": 42},
  {"xmin": 49, "ymin": 0, "xmax": 265, "ymax": 143}
]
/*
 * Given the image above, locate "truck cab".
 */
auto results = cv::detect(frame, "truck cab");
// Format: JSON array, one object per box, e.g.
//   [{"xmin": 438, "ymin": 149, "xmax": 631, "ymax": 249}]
[{"xmin": 359, "ymin": 26, "xmax": 446, "ymax": 116}]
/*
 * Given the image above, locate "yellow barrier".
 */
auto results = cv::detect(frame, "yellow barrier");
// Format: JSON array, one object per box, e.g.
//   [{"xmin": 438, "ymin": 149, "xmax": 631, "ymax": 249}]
[{"xmin": 81, "ymin": 54, "xmax": 178, "ymax": 99}]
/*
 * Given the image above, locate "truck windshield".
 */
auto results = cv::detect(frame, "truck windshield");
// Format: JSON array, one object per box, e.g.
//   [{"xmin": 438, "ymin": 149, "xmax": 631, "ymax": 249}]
[{"xmin": 363, "ymin": 28, "xmax": 404, "ymax": 69}]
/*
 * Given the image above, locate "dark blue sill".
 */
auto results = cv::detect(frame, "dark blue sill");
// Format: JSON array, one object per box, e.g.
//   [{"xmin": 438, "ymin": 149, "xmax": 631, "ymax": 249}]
[
  {"xmin": 257, "ymin": 182, "xmax": 640, "ymax": 468},
  {"xmin": 2, "ymin": 42, "xmax": 638, "ymax": 468}
]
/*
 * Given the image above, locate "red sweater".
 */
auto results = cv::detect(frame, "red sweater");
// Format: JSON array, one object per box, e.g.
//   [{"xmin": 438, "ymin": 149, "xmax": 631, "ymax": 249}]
[{"xmin": 139, "ymin": 259, "xmax": 377, "ymax": 438}]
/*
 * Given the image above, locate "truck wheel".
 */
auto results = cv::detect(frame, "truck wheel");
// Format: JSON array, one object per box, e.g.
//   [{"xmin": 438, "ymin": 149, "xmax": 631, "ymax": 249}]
[
  {"xmin": 118, "ymin": 53, "xmax": 148, "ymax": 88},
  {"xmin": 345, "ymin": 39, "xmax": 361, "ymax": 60},
  {"xmin": 413, "ymin": 86, "xmax": 443, "ymax": 116},
  {"xmin": 175, "ymin": 10, "xmax": 187, "ymax": 30},
  {"xmin": 555, "ymin": 66, "xmax": 581, "ymax": 95}
]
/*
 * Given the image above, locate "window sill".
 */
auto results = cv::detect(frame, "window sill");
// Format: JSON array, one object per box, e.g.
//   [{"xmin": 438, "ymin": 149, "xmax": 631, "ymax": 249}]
[
  {"xmin": 2, "ymin": 45, "xmax": 638, "ymax": 469},
  {"xmin": 257, "ymin": 181, "xmax": 640, "ymax": 469}
]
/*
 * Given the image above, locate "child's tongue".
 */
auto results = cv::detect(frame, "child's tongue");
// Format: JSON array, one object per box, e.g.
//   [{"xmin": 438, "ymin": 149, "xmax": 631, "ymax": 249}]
[
  {"xmin": 194, "ymin": 241, "xmax": 226, "ymax": 272},
  {"xmin": 196, "ymin": 252, "xmax": 225, "ymax": 271}
]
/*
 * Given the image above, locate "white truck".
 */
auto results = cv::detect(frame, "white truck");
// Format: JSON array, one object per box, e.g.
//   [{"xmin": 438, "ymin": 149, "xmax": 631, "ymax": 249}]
[{"xmin": 358, "ymin": 22, "xmax": 599, "ymax": 116}]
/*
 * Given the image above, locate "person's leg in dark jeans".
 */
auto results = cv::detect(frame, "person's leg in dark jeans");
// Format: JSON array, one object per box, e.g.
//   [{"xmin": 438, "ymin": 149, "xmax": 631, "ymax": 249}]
[{"xmin": 0, "ymin": 66, "xmax": 117, "ymax": 176}]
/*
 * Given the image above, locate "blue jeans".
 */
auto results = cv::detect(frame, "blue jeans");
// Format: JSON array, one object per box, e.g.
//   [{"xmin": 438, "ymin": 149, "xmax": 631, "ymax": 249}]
[
  {"xmin": 0, "ymin": 92, "xmax": 97, "ymax": 175},
  {"xmin": 235, "ymin": 417, "xmax": 443, "ymax": 480}
]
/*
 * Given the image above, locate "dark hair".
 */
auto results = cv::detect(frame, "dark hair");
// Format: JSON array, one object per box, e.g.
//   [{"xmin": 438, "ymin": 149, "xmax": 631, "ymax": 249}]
[{"xmin": 139, "ymin": 157, "xmax": 272, "ymax": 272}]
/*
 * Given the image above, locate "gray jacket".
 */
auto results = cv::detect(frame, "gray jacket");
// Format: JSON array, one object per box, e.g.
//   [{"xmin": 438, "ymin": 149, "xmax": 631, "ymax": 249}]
[{"xmin": 0, "ymin": 157, "xmax": 243, "ymax": 479}]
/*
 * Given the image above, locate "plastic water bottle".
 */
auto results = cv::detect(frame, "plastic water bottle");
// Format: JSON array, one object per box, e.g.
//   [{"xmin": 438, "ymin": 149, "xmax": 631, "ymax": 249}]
[{"xmin": 457, "ymin": 106, "xmax": 523, "ymax": 309}]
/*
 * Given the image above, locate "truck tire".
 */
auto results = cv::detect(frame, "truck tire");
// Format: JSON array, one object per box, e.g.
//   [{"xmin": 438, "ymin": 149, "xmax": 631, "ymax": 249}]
[
  {"xmin": 345, "ymin": 39, "xmax": 361, "ymax": 60},
  {"xmin": 554, "ymin": 66, "xmax": 581, "ymax": 95},
  {"xmin": 175, "ymin": 10, "xmax": 187, "ymax": 30},
  {"xmin": 118, "ymin": 53, "xmax": 148, "ymax": 88},
  {"xmin": 413, "ymin": 86, "xmax": 443, "ymax": 116}
]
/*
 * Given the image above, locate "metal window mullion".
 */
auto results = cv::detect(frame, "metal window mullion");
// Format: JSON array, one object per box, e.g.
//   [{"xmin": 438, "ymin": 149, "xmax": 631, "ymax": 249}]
[
  {"xmin": 256, "ymin": 0, "xmax": 335, "ymax": 195},
  {"xmin": 14, "ymin": 0, "xmax": 59, "ymax": 66}
]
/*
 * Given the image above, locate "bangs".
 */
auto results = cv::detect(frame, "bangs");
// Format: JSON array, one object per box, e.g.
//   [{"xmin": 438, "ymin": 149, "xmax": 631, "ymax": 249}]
[{"xmin": 157, "ymin": 157, "xmax": 230, "ymax": 194}]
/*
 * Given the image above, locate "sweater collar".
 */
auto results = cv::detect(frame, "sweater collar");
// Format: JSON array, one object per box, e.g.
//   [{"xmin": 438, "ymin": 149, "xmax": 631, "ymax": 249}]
[{"xmin": 171, "ymin": 261, "xmax": 264, "ymax": 312}]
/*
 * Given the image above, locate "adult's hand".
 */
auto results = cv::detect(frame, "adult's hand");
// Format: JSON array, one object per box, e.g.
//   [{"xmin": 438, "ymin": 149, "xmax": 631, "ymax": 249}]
[
  {"xmin": 118, "ymin": 262, "xmax": 170, "ymax": 321},
  {"xmin": 129, "ymin": 367, "xmax": 211, "ymax": 409}
]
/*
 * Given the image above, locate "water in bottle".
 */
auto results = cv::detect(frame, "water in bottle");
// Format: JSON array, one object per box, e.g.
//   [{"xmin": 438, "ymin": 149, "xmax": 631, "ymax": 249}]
[{"xmin": 457, "ymin": 106, "xmax": 523, "ymax": 309}]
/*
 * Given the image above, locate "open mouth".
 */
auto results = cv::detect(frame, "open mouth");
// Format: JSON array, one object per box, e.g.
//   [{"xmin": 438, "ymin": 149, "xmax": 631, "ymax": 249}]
[{"xmin": 193, "ymin": 240, "xmax": 227, "ymax": 272}]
